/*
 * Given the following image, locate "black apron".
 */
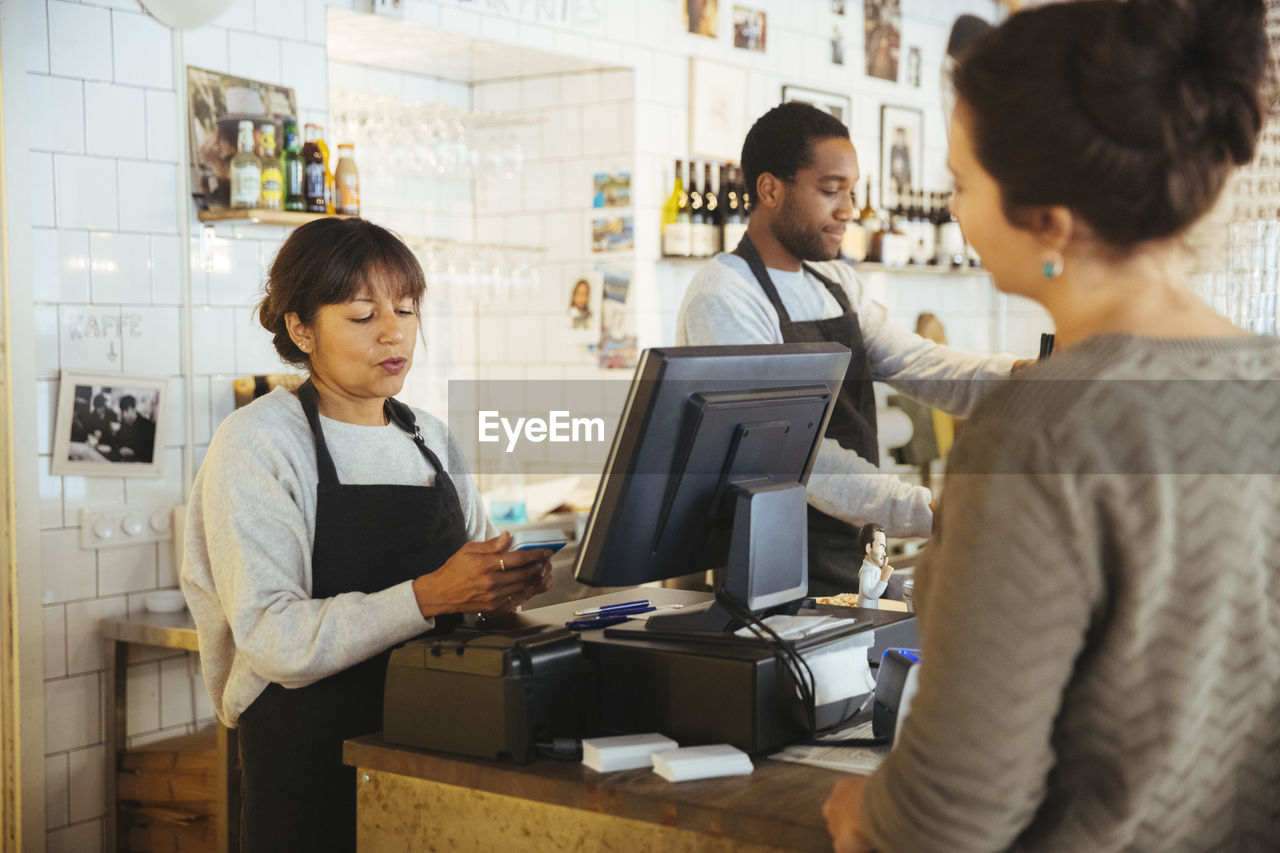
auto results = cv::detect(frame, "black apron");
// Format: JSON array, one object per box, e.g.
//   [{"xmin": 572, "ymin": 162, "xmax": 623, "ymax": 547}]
[
  {"xmin": 733, "ymin": 235, "xmax": 879, "ymax": 596},
  {"xmin": 236, "ymin": 380, "xmax": 468, "ymax": 852}
]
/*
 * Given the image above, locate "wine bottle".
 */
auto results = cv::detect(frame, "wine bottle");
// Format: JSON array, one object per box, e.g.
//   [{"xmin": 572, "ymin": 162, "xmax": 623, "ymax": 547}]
[
  {"xmin": 662, "ymin": 159, "xmax": 693, "ymax": 258},
  {"xmin": 697, "ymin": 162, "xmax": 721, "ymax": 257},
  {"xmin": 282, "ymin": 120, "xmax": 305, "ymax": 212},
  {"xmin": 722, "ymin": 165, "xmax": 748, "ymax": 251},
  {"xmin": 687, "ymin": 162, "xmax": 706, "ymax": 256},
  {"xmin": 935, "ymin": 191, "xmax": 967, "ymax": 268},
  {"xmin": 841, "ymin": 179, "xmax": 867, "ymax": 263},
  {"xmin": 230, "ymin": 120, "xmax": 261, "ymax": 209}
]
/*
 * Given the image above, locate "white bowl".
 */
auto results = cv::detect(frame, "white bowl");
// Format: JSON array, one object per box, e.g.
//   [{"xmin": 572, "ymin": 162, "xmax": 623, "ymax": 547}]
[{"xmin": 144, "ymin": 590, "xmax": 187, "ymax": 614}]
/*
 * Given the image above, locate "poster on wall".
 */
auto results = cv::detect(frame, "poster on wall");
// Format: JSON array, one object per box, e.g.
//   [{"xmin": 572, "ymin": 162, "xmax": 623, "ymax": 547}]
[
  {"xmin": 881, "ymin": 105, "xmax": 922, "ymax": 210},
  {"xmin": 597, "ymin": 264, "xmax": 638, "ymax": 370},
  {"xmin": 187, "ymin": 66, "xmax": 297, "ymax": 209},
  {"xmin": 566, "ymin": 273, "xmax": 601, "ymax": 336},
  {"xmin": 690, "ymin": 58, "xmax": 749, "ymax": 161},
  {"xmin": 51, "ymin": 371, "xmax": 167, "ymax": 477},
  {"xmin": 733, "ymin": 6, "xmax": 766, "ymax": 52},
  {"xmin": 831, "ymin": 25, "xmax": 846, "ymax": 66},
  {"xmin": 782, "ymin": 85, "xmax": 852, "ymax": 126},
  {"xmin": 684, "ymin": 0, "xmax": 719, "ymax": 37},
  {"xmin": 591, "ymin": 216, "xmax": 635, "ymax": 252},
  {"xmin": 865, "ymin": 0, "xmax": 902, "ymax": 82},
  {"xmin": 592, "ymin": 172, "xmax": 631, "ymax": 207}
]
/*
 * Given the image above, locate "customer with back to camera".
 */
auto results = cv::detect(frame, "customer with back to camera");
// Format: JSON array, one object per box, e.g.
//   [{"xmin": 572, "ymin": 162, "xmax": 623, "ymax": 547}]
[
  {"xmin": 677, "ymin": 101, "xmax": 1021, "ymax": 596},
  {"xmin": 181, "ymin": 218, "xmax": 554, "ymax": 851},
  {"xmin": 823, "ymin": 1, "xmax": 1280, "ymax": 850}
]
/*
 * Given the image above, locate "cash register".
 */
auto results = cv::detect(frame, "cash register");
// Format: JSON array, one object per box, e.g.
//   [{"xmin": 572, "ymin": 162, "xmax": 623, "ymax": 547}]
[{"xmin": 565, "ymin": 343, "xmax": 915, "ymax": 752}]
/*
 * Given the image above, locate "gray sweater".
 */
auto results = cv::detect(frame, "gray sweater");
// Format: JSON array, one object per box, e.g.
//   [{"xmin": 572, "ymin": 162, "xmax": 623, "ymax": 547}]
[
  {"xmin": 677, "ymin": 253, "xmax": 1015, "ymax": 537},
  {"xmin": 861, "ymin": 333, "xmax": 1280, "ymax": 851},
  {"xmin": 181, "ymin": 387, "xmax": 495, "ymax": 727}
]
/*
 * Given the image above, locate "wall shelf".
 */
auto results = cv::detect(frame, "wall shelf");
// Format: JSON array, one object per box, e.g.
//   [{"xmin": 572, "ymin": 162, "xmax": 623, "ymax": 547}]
[
  {"xmin": 195, "ymin": 209, "xmax": 356, "ymax": 226},
  {"xmin": 656, "ymin": 256, "xmax": 989, "ymax": 277}
]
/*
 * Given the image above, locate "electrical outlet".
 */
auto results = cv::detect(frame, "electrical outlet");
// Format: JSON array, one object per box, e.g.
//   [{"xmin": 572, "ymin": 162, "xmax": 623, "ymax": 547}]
[{"xmin": 80, "ymin": 505, "xmax": 175, "ymax": 551}]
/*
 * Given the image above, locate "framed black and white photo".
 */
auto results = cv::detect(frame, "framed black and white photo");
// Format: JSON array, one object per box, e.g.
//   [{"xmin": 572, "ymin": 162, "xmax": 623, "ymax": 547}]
[
  {"xmin": 782, "ymin": 85, "xmax": 852, "ymax": 126},
  {"xmin": 52, "ymin": 371, "xmax": 167, "ymax": 477},
  {"xmin": 880, "ymin": 105, "xmax": 923, "ymax": 210}
]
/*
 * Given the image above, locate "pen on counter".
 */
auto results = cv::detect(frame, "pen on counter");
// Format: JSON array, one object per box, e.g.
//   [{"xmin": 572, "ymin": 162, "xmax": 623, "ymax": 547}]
[
  {"xmin": 565, "ymin": 603, "xmax": 686, "ymax": 630},
  {"xmin": 574, "ymin": 599, "xmax": 655, "ymax": 616},
  {"xmin": 1038, "ymin": 332, "xmax": 1055, "ymax": 361}
]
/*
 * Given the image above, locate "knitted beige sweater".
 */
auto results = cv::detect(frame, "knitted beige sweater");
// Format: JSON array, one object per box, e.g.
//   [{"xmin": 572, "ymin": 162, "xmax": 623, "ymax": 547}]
[{"xmin": 861, "ymin": 333, "xmax": 1280, "ymax": 851}]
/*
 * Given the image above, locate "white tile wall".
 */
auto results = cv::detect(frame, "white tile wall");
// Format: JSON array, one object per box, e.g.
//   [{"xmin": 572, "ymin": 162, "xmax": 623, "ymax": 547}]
[
  {"xmin": 18, "ymin": 0, "xmax": 1025, "ymax": 846},
  {"xmin": 111, "ymin": 10, "xmax": 174, "ymax": 89},
  {"xmin": 47, "ymin": 1, "xmax": 113, "ymax": 82}
]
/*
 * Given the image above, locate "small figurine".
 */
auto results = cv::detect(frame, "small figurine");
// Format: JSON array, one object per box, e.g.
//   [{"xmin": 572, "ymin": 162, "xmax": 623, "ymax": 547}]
[{"xmin": 857, "ymin": 522, "xmax": 894, "ymax": 609}]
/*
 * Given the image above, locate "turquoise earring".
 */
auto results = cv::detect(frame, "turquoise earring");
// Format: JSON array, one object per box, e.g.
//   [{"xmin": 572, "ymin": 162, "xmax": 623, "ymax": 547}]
[{"xmin": 1042, "ymin": 253, "xmax": 1064, "ymax": 279}]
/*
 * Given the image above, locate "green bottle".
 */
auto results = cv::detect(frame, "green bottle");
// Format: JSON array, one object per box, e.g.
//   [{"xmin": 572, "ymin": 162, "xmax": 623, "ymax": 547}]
[{"xmin": 282, "ymin": 119, "xmax": 305, "ymax": 212}]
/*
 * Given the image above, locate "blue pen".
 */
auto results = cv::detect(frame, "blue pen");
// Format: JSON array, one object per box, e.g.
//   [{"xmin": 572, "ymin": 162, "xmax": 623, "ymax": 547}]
[
  {"xmin": 564, "ymin": 611, "xmax": 645, "ymax": 631},
  {"xmin": 573, "ymin": 599, "xmax": 653, "ymax": 617}
]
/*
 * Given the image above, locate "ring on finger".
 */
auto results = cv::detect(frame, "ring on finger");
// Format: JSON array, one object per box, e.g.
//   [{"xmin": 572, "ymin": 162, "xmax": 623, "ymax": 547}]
[{"xmin": 498, "ymin": 557, "xmax": 506, "ymax": 572}]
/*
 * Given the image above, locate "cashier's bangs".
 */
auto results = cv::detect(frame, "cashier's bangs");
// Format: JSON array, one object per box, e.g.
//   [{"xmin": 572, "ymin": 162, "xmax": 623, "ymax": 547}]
[{"xmin": 258, "ymin": 218, "xmax": 427, "ymax": 367}]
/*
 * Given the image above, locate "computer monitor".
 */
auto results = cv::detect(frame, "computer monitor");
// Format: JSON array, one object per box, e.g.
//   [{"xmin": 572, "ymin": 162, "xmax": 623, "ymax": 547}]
[{"xmin": 573, "ymin": 343, "xmax": 852, "ymax": 634}]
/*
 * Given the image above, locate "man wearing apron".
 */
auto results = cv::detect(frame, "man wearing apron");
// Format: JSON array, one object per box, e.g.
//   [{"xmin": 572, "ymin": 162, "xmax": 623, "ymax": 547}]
[{"xmin": 677, "ymin": 102, "xmax": 1018, "ymax": 594}]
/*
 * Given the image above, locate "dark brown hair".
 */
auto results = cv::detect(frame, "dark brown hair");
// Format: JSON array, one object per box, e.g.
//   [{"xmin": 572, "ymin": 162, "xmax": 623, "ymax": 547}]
[
  {"xmin": 741, "ymin": 102, "xmax": 850, "ymax": 202},
  {"xmin": 257, "ymin": 218, "xmax": 426, "ymax": 367},
  {"xmin": 953, "ymin": 0, "xmax": 1267, "ymax": 249},
  {"xmin": 858, "ymin": 522, "xmax": 885, "ymax": 554}
]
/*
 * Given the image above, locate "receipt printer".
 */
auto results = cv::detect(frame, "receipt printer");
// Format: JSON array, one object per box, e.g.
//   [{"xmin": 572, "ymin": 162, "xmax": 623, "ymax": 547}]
[
  {"xmin": 383, "ymin": 626, "xmax": 594, "ymax": 763},
  {"xmin": 872, "ymin": 648, "xmax": 921, "ymax": 743}
]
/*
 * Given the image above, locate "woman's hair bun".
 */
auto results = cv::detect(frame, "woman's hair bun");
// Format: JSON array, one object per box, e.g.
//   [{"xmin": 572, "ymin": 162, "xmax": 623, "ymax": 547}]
[{"xmin": 1081, "ymin": 0, "xmax": 1268, "ymax": 166}]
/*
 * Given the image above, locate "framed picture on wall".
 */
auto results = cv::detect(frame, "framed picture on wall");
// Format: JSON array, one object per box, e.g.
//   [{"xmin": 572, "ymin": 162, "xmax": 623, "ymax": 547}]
[
  {"xmin": 880, "ymin": 104, "xmax": 922, "ymax": 210},
  {"xmin": 690, "ymin": 58, "xmax": 748, "ymax": 161},
  {"xmin": 51, "ymin": 371, "xmax": 167, "ymax": 477},
  {"xmin": 782, "ymin": 85, "xmax": 852, "ymax": 126}
]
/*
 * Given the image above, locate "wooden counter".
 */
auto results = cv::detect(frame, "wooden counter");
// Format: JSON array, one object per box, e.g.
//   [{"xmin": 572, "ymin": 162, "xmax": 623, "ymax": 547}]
[{"xmin": 344, "ymin": 734, "xmax": 845, "ymax": 852}]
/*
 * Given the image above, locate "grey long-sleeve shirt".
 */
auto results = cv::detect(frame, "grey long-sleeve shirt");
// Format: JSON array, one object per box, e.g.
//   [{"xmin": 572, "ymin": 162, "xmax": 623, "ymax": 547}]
[
  {"xmin": 181, "ymin": 386, "xmax": 495, "ymax": 727},
  {"xmin": 862, "ymin": 333, "xmax": 1280, "ymax": 851},
  {"xmin": 676, "ymin": 253, "xmax": 1016, "ymax": 537}
]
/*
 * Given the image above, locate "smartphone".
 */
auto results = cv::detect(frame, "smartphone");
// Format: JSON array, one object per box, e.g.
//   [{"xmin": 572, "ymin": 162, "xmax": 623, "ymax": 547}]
[{"xmin": 509, "ymin": 530, "xmax": 568, "ymax": 554}]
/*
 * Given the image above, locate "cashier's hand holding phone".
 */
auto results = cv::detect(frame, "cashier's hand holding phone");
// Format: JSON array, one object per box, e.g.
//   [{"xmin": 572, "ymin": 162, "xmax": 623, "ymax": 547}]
[{"xmin": 411, "ymin": 531, "xmax": 553, "ymax": 617}]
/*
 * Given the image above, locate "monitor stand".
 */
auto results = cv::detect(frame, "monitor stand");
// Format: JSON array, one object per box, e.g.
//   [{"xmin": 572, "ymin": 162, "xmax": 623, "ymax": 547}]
[{"xmin": 644, "ymin": 481, "xmax": 808, "ymax": 636}]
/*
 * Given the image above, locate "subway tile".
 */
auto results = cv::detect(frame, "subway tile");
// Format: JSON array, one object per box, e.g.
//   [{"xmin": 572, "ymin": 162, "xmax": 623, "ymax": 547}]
[
  {"xmin": 255, "ymin": 0, "xmax": 305, "ymax": 36},
  {"xmin": 145, "ymin": 89, "xmax": 180, "ymax": 163},
  {"xmin": 191, "ymin": 307, "xmax": 238, "ymax": 374},
  {"xmin": 89, "ymin": 231, "xmax": 151, "ymax": 305},
  {"xmin": 98, "ymin": 545, "xmax": 157, "ymax": 599},
  {"xmin": 118, "ymin": 161, "xmax": 179, "ymax": 234},
  {"xmin": 47, "ymin": 1, "xmax": 113, "ymax": 82},
  {"xmin": 191, "ymin": 377, "xmax": 213, "ymax": 445},
  {"xmin": 235, "ymin": 306, "xmax": 284, "ymax": 374},
  {"xmin": 281, "ymin": 40, "xmax": 328, "ymax": 113},
  {"xmin": 150, "ymin": 235, "xmax": 182, "ymax": 305},
  {"xmin": 39, "ymin": 456, "xmax": 65, "ymax": 530},
  {"xmin": 207, "ymin": 239, "xmax": 259, "ymax": 305},
  {"xmin": 45, "ymin": 672, "xmax": 100, "ymax": 752},
  {"xmin": 37, "ymin": 378, "xmax": 58, "ymax": 456},
  {"xmin": 475, "ymin": 79, "xmax": 520, "ymax": 113},
  {"xmin": 560, "ymin": 72, "xmax": 601, "ymax": 106},
  {"xmin": 27, "ymin": 74, "xmax": 85, "ymax": 154},
  {"xmin": 159, "ymin": 656, "xmax": 195, "ymax": 729},
  {"xmin": 54, "ymin": 154, "xmax": 118, "ymax": 231},
  {"xmin": 47, "ymin": 821, "xmax": 103, "ymax": 853},
  {"xmin": 62, "ymin": 475, "xmax": 126, "ymax": 537},
  {"xmin": 26, "ymin": 0, "xmax": 50, "ymax": 73},
  {"xmin": 399, "ymin": 73, "xmax": 439, "ymax": 104},
  {"xmin": 365, "ymin": 67, "xmax": 402, "ymax": 100},
  {"xmin": 66, "ymin": 596, "xmax": 127, "ymax": 675},
  {"xmin": 32, "ymin": 228, "xmax": 87, "ymax": 303},
  {"xmin": 213, "ymin": 0, "xmax": 256, "ymax": 32},
  {"xmin": 31, "ymin": 152, "xmax": 57, "ymax": 228},
  {"xmin": 45, "ymin": 752, "xmax": 68, "ymax": 830},
  {"xmin": 34, "ymin": 304, "xmax": 60, "ymax": 379},
  {"xmin": 123, "ymin": 448, "xmax": 184, "ymax": 506},
  {"xmin": 125, "ymin": 661, "xmax": 159, "ymax": 737},
  {"xmin": 305, "ymin": 0, "xmax": 329, "ymax": 44},
  {"xmin": 162, "ymin": 377, "xmax": 186, "ymax": 448},
  {"xmin": 121, "ymin": 306, "xmax": 182, "ymax": 376},
  {"xmin": 582, "ymin": 103, "xmax": 623, "ymax": 156},
  {"xmin": 210, "ymin": 377, "xmax": 236, "ymax": 435},
  {"xmin": 541, "ymin": 107, "xmax": 583, "ymax": 159},
  {"xmin": 41, "ymin": 528, "xmax": 97, "ymax": 605},
  {"xmin": 44, "ymin": 604, "xmax": 67, "ymax": 680},
  {"xmin": 520, "ymin": 76, "xmax": 560, "ymax": 111},
  {"xmin": 113, "ymin": 10, "xmax": 174, "ymax": 88},
  {"xmin": 194, "ymin": 677, "xmax": 216, "ymax": 722},
  {"xmin": 183, "ymin": 25, "xmax": 229, "ymax": 74},
  {"xmin": 84, "ymin": 82, "xmax": 146, "ymax": 161},
  {"xmin": 228, "ymin": 31, "xmax": 282, "ymax": 86},
  {"xmin": 58, "ymin": 305, "xmax": 124, "ymax": 372},
  {"xmin": 68, "ymin": 744, "xmax": 108, "ymax": 823},
  {"xmin": 157, "ymin": 524, "xmax": 179, "ymax": 588},
  {"xmin": 327, "ymin": 61, "xmax": 368, "ymax": 93}
]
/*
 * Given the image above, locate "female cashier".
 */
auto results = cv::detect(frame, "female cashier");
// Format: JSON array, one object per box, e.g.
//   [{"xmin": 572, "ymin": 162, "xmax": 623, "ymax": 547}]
[{"xmin": 181, "ymin": 218, "xmax": 553, "ymax": 851}]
